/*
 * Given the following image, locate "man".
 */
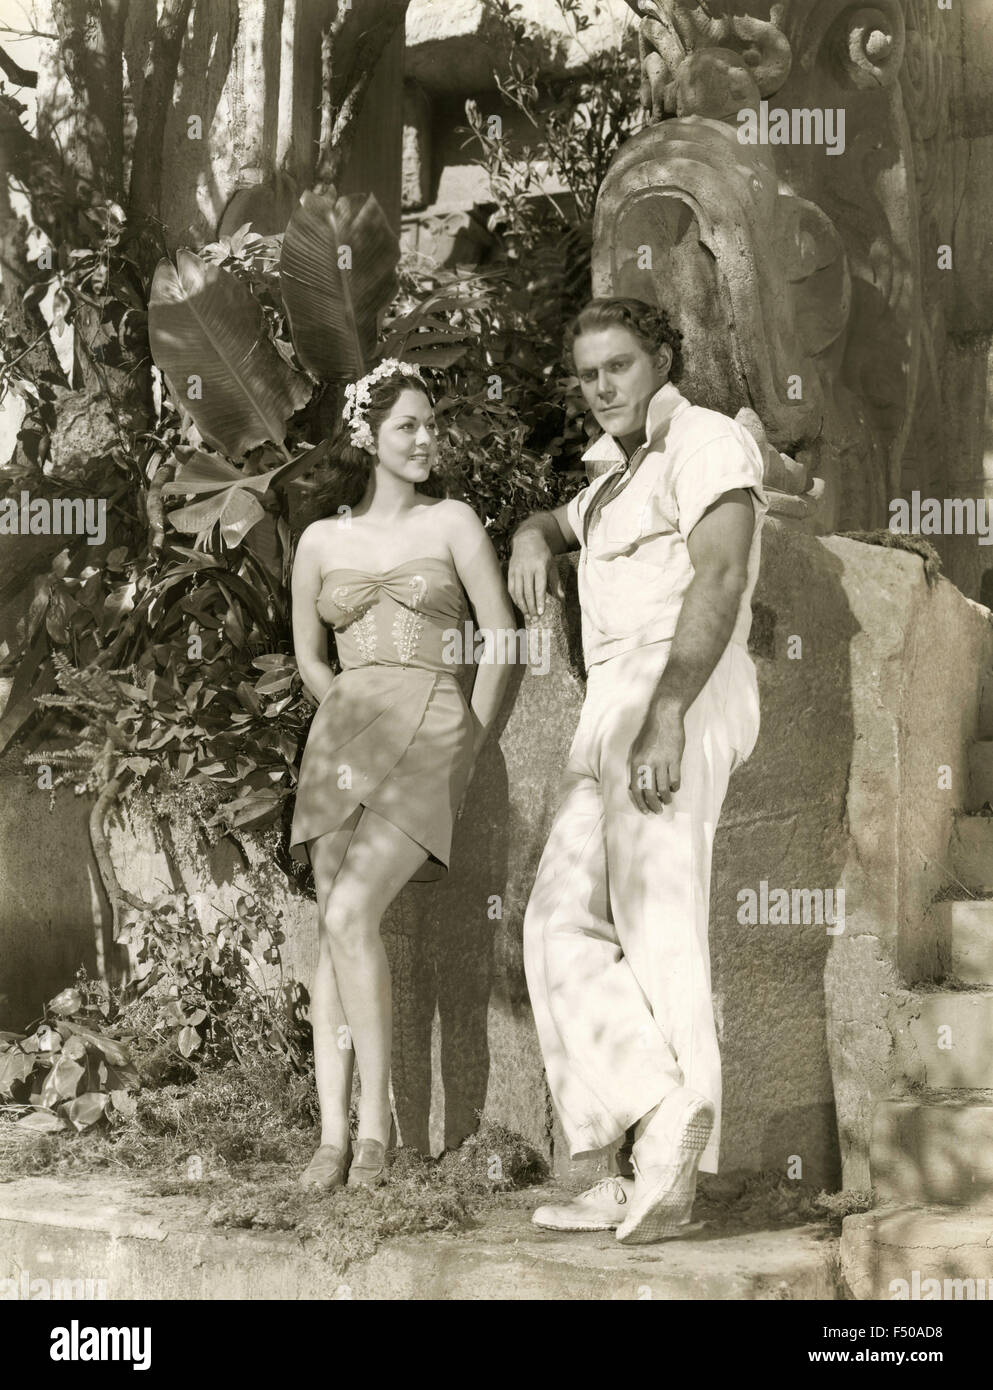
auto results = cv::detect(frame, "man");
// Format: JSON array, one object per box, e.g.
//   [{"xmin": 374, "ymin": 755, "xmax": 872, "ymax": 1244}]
[{"xmin": 508, "ymin": 297, "xmax": 768, "ymax": 1244}]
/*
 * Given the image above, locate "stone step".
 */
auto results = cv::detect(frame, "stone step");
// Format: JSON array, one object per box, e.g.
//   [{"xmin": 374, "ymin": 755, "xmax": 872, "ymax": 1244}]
[
  {"xmin": 967, "ymin": 738, "xmax": 993, "ymax": 812},
  {"xmin": 841, "ymin": 1206, "xmax": 993, "ymax": 1300},
  {"xmin": 870, "ymin": 1094, "xmax": 993, "ymax": 1207},
  {"xmin": 935, "ymin": 897, "xmax": 993, "ymax": 983},
  {"xmin": 903, "ymin": 990, "xmax": 993, "ymax": 1089},
  {"xmin": 951, "ymin": 814, "xmax": 993, "ymax": 893},
  {"xmin": 0, "ymin": 1174, "xmax": 844, "ymax": 1301}
]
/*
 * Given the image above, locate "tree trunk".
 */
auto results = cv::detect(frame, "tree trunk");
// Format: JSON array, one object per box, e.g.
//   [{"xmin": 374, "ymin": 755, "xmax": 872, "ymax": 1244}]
[
  {"xmin": 49, "ymin": 0, "xmax": 128, "ymax": 204},
  {"xmin": 315, "ymin": 0, "xmax": 410, "ymax": 199},
  {"xmin": 128, "ymin": 0, "xmax": 194, "ymax": 222}
]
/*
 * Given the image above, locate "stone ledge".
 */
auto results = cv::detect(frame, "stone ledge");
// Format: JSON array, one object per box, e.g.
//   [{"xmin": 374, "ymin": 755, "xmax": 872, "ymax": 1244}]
[
  {"xmin": 841, "ymin": 1205, "xmax": 993, "ymax": 1301},
  {"xmin": 0, "ymin": 1176, "xmax": 844, "ymax": 1301},
  {"xmin": 405, "ymin": 0, "xmax": 634, "ymax": 93}
]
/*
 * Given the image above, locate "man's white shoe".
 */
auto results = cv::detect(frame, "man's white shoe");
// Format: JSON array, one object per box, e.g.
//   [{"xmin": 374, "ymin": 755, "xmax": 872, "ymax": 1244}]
[
  {"xmin": 532, "ymin": 1176, "xmax": 635, "ymax": 1232},
  {"xmin": 615, "ymin": 1090, "xmax": 714, "ymax": 1245}
]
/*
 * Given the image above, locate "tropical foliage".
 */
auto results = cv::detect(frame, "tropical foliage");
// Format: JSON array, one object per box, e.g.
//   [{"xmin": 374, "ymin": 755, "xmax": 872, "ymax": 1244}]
[
  {"xmin": 0, "ymin": 0, "xmax": 643, "ymax": 1025},
  {"xmin": 0, "ymin": 885, "xmax": 304, "ymax": 1135}
]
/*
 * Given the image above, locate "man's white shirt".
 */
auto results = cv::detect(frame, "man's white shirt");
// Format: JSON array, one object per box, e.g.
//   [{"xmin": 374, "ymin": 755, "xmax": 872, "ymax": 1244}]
[{"xmin": 565, "ymin": 382, "xmax": 770, "ymax": 668}]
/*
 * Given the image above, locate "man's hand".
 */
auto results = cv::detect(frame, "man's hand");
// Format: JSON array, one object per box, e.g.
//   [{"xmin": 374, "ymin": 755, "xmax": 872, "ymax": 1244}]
[
  {"xmin": 508, "ymin": 533, "xmax": 564, "ymax": 619},
  {"xmin": 627, "ymin": 702, "xmax": 685, "ymax": 814}
]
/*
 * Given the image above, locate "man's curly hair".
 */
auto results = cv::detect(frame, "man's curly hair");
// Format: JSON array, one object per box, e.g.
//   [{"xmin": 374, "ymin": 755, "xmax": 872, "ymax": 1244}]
[{"xmin": 563, "ymin": 297, "xmax": 684, "ymax": 383}]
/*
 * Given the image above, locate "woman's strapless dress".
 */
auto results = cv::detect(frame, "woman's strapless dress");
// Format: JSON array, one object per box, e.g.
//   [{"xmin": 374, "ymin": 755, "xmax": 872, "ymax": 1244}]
[{"xmin": 289, "ymin": 554, "xmax": 476, "ymax": 883}]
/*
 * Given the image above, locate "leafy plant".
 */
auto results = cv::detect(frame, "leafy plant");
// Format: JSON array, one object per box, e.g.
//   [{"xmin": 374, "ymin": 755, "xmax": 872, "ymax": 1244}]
[
  {"xmin": 0, "ymin": 974, "xmax": 139, "ymax": 1135},
  {"xmin": 115, "ymin": 889, "xmax": 303, "ymax": 1068},
  {"xmin": 0, "ymin": 885, "xmax": 305, "ymax": 1136},
  {"xmin": 0, "ymin": 0, "xmax": 644, "ymax": 1101}
]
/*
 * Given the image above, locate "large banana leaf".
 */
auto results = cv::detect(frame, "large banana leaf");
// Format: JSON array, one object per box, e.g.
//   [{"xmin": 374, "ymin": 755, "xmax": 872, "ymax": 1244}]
[
  {"xmin": 148, "ymin": 250, "xmax": 312, "ymax": 458},
  {"xmin": 161, "ymin": 446, "xmax": 324, "ymax": 550},
  {"xmin": 279, "ymin": 190, "xmax": 399, "ymax": 381}
]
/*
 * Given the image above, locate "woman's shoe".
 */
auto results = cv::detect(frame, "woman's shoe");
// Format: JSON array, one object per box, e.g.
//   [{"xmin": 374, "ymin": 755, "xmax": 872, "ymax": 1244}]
[
  {"xmin": 346, "ymin": 1138, "xmax": 388, "ymax": 1187},
  {"xmin": 299, "ymin": 1143, "xmax": 350, "ymax": 1191}
]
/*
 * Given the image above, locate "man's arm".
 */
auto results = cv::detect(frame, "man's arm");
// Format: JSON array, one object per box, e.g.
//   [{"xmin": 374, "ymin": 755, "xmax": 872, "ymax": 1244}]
[
  {"xmin": 627, "ymin": 488, "xmax": 754, "ymax": 814},
  {"xmin": 507, "ymin": 501, "xmax": 579, "ymax": 619}
]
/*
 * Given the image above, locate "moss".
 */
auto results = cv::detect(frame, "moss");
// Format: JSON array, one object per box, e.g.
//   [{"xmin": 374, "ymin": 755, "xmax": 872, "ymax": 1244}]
[
  {"xmin": 695, "ymin": 1170, "xmax": 875, "ymax": 1233},
  {"xmin": 835, "ymin": 529, "xmax": 942, "ymax": 587},
  {"xmin": 0, "ymin": 1055, "xmax": 548, "ymax": 1274}
]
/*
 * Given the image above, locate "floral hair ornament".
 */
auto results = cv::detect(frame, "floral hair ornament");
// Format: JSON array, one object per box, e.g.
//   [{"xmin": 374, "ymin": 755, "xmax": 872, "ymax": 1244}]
[{"xmin": 341, "ymin": 359, "xmax": 427, "ymax": 453}]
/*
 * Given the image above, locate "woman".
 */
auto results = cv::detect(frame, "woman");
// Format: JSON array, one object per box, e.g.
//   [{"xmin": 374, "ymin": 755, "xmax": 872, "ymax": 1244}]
[{"xmin": 289, "ymin": 360, "xmax": 515, "ymax": 1190}]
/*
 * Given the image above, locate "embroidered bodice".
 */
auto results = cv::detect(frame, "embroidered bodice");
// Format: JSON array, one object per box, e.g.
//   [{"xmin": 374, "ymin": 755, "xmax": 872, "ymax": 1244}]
[{"xmin": 316, "ymin": 554, "xmax": 470, "ymax": 673}]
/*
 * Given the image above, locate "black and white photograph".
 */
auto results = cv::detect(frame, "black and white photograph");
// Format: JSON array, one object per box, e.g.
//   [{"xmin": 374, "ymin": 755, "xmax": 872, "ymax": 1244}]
[{"xmin": 0, "ymin": 0, "xmax": 990, "ymax": 1339}]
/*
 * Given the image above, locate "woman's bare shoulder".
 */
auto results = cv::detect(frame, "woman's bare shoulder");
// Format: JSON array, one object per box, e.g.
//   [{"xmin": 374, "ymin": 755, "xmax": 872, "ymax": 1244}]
[
  {"xmin": 430, "ymin": 497, "xmax": 485, "ymax": 533},
  {"xmin": 293, "ymin": 517, "xmax": 343, "ymax": 573}
]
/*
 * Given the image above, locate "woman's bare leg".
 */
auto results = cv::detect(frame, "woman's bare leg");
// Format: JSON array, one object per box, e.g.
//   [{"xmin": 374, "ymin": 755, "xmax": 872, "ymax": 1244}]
[
  {"xmin": 317, "ymin": 808, "xmax": 428, "ymax": 1146},
  {"xmin": 309, "ymin": 813, "xmax": 362, "ymax": 1149}
]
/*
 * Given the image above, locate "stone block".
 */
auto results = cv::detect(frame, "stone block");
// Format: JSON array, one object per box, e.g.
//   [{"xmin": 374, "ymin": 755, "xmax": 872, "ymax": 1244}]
[
  {"xmin": 841, "ymin": 1208, "xmax": 993, "ymax": 1301},
  {"xmin": 952, "ymin": 815, "xmax": 993, "ymax": 893},
  {"xmin": 870, "ymin": 1096, "xmax": 993, "ymax": 1208},
  {"xmin": 0, "ymin": 1174, "xmax": 844, "ymax": 1301},
  {"xmin": 936, "ymin": 898, "xmax": 993, "ymax": 984},
  {"xmin": 402, "ymin": 81, "xmax": 433, "ymax": 211},
  {"xmin": 401, "ymin": 206, "xmax": 497, "ymax": 268},
  {"xmin": 405, "ymin": 0, "xmax": 635, "ymax": 93},
  {"xmin": 905, "ymin": 991, "xmax": 993, "ymax": 1090}
]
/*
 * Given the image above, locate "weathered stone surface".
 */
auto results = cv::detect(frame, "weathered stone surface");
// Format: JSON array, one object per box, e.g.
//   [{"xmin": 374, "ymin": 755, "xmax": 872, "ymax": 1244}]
[
  {"xmin": 818, "ymin": 535, "xmax": 993, "ymax": 1187},
  {"xmin": 401, "ymin": 206, "xmax": 497, "ymax": 269},
  {"xmin": 871, "ymin": 1095, "xmax": 993, "ymax": 1209},
  {"xmin": 0, "ymin": 1174, "xmax": 844, "ymax": 1301},
  {"xmin": 406, "ymin": 0, "xmax": 635, "ymax": 93},
  {"xmin": 902, "ymin": 993, "xmax": 993, "ymax": 1091},
  {"xmin": 951, "ymin": 814, "xmax": 993, "ymax": 893},
  {"xmin": 936, "ymin": 899, "xmax": 993, "ymax": 984},
  {"xmin": 0, "ymin": 764, "xmax": 103, "ymax": 1031},
  {"xmin": 598, "ymin": 1, "xmax": 993, "ymax": 601},
  {"xmin": 841, "ymin": 1206, "xmax": 993, "ymax": 1301},
  {"xmin": 402, "ymin": 81, "xmax": 433, "ymax": 212}
]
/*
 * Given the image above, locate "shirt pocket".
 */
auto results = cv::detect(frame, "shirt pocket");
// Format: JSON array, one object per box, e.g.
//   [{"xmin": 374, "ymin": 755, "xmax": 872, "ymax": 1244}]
[{"xmin": 597, "ymin": 486, "xmax": 678, "ymax": 561}]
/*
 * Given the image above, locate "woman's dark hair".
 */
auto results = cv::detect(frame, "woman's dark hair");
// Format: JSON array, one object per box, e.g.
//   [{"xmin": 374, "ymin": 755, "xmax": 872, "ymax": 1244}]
[
  {"xmin": 564, "ymin": 297, "xmax": 684, "ymax": 384},
  {"xmin": 300, "ymin": 371, "xmax": 434, "ymax": 526}
]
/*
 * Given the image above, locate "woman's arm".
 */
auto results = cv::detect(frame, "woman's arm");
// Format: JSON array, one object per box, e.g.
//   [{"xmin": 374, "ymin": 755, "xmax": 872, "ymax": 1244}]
[
  {"xmin": 445, "ymin": 501, "xmax": 517, "ymax": 758},
  {"xmin": 290, "ymin": 523, "xmax": 336, "ymax": 704}
]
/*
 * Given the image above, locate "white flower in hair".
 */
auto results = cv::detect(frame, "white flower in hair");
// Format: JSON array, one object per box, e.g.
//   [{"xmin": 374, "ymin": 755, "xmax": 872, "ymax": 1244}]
[{"xmin": 342, "ymin": 359, "xmax": 426, "ymax": 452}]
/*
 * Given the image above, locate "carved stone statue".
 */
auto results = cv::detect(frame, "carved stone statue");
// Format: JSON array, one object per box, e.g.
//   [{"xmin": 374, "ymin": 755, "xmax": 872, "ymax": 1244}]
[{"xmin": 594, "ymin": 0, "xmax": 949, "ymax": 533}]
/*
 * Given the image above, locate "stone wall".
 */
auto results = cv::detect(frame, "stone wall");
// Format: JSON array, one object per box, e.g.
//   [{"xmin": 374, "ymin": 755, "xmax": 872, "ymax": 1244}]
[
  {"xmin": 401, "ymin": 0, "xmax": 634, "ymax": 264},
  {"xmin": 4, "ymin": 526, "xmax": 990, "ymax": 1188}
]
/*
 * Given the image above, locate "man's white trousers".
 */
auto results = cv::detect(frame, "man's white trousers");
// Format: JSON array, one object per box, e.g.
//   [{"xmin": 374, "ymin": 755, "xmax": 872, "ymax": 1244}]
[{"xmin": 522, "ymin": 637, "xmax": 761, "ymax": 1174}]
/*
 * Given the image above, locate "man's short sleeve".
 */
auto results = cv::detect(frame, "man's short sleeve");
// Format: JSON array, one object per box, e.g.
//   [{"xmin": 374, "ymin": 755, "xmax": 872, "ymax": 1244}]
[{"xmin": 672, "ymin": 429, "xmax": 768, "ymax": 541}]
